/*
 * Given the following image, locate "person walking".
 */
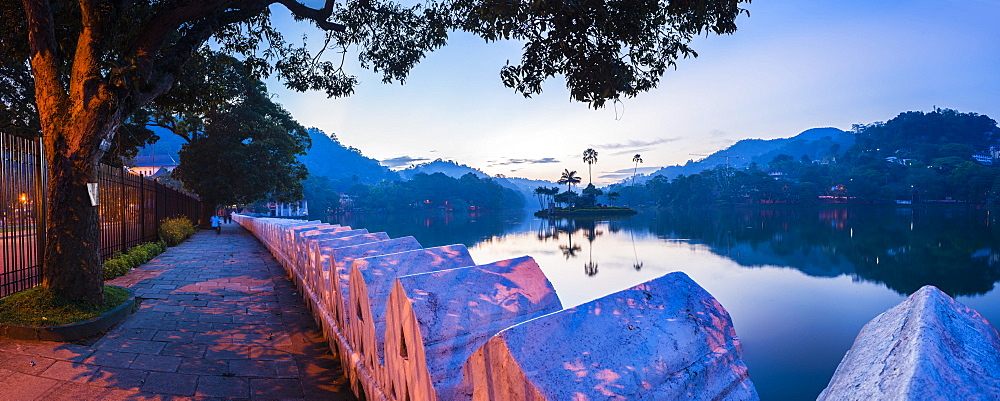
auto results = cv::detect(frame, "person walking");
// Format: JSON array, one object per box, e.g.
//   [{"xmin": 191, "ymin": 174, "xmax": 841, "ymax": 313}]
[
  {"xmin": 224, "ymin": 207, "xmax": 233, "ymax": 224},
  {"xmin": 210, "ymin": 215, "xmax": 221, "ymax": 235}
]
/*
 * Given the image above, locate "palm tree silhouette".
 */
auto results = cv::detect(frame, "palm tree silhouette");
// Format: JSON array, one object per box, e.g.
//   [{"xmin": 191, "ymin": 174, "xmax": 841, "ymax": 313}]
[
  {"xmin": 632, "ymin": 154, "xmax": 643, "ymax": 185},
  {"xmin": 558, "ymin": 169, "xmax": 581, "ymax": 193},
  {"xmin": 583, "ymin": 222, "xmax": 602, "ymax": 276},
  {"xmin": 583, "ymin": 148, "xmax": 598, "ymax": 185},
  {"xmin": 559, "ymin": 229, "xmax": 581, "ymax": 259}
]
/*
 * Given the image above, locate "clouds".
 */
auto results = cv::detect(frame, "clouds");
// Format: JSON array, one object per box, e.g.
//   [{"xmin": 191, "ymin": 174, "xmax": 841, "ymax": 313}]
[
  {"xmin": 381, "ymin": 156, "xmax": 430, "ymax": 168},
  {"xmin": 595, "ymin": 138, "xmax": 681, "ymax": 156},
  {"xmin": 487, "ymin": 157, "xmax": 560, "ymax": 166},
  {"xmin": 599, "ymin": 167, "xmax": 661, "ymax": 181}
]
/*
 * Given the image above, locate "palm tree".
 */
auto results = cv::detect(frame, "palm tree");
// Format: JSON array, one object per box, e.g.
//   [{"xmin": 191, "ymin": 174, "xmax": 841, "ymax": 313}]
[
  {"xmin": 632, "ymin": 154, "xmax": 643, "ymax": 185},
  {"xmin": 533, "ymin": 186, "xmax": 547, "ymax": 209},
  {"xmin": 583, "ymin": 148, "xmax": 598, "ymax": 185},
  {"xmin": 606, "ymin": 191, "xmax": 620, "ymax": 206},
  {"xmin": 558, "ymin": 169, "xmax": 581, "ymax": 193}
]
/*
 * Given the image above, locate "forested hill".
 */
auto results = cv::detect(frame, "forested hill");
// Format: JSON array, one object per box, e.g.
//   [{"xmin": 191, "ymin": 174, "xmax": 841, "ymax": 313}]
[
  {"xmin": 646, "ymin": 127, "xmax": 853, "ymax": 181},
  {"xmin": 298, "ymin": 128, "xmax": 398, "ymax": 184},
  {"xmin": 401, "ymin": 159, "xmax": 555, "ymax": 203},
  {"xmin": 637, "ymin": 108, "xmax": 1000, "ymax": 207},
  {"xmin": 850, "ymin": 109, "xmax": 998, "ymax": 160}
]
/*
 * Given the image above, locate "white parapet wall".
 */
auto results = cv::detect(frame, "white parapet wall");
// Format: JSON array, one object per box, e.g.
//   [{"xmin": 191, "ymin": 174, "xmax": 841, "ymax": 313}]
[
  {"xmin": 818, "ymin": 285, "xmax": 1000, "ymax": 401},
  {"xmin": 383, "ymin": 256, "xmax": 564, "ymax": 401},
  {"xmin": 462, "ymin": 271, "xmax": 759, "ymax": 401},
  {"xmin": 348, "ymin": 245, "xmax": 477, "ymax": 389},
  {"xmin": 233, "ymin": 215, "xmax": 761, "ymax": 401}
]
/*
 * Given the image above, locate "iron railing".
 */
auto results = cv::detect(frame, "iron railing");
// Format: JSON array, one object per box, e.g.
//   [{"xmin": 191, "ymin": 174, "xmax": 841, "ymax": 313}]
[{"xmin": 1, "ymin": 131, "xmax": 201, "ymax": 297}]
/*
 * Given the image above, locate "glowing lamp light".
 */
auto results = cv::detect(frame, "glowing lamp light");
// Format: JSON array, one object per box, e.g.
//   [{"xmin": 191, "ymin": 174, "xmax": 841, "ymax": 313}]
[{"xmin": 19, "ymin": 193, "xmax": 28, "ymax": 203}]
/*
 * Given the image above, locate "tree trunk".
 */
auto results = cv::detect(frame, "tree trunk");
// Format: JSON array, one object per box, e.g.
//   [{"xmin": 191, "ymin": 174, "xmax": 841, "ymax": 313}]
[{"xmin": 42, "ymin": 147, "xmax": 104, "ymax": 303}]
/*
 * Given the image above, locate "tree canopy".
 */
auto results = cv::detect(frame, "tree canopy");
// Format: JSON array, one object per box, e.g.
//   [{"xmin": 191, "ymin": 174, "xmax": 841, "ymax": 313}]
[{"xmin": 0, "ymin": 0, "xmax": 750, "ymax": 303}]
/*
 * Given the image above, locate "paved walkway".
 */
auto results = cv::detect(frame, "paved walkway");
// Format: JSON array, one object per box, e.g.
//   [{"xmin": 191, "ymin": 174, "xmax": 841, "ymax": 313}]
[{"xmin": 0, "ymin": 222, "xmax": 355, "ymax": 400}]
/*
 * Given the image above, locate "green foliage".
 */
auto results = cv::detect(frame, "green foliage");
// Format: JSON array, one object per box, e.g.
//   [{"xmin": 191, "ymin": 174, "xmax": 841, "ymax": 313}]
[
  {"xmin": 558, "ymin": 169, "xmax": 582, "ymax": 193},
  {"xmin": 158, "ymin": 217, "xmax": 197, "ymax": 246},
  {"xmin": 533, "ymin": 186, "xmax": 560, "ymax": 209},
  {"xmin": 152, "ymin": 52, "xmax": 311, "ymax": 209},
  {"xmin": 534, "ymin": 206, "xmax": 636, "ymax": 217},
  {"xmin": 0, "ymin": 285, "xmax": 130, "ymax": 327},
  {"xmin": 347, "ymin": 172, "xmax": 523, "ymax": 213},
  {"xmin": 636, "ymin": 109, "xmax": 1000, "ymax": 207},
  {"xmin": 102, "ymin": 241, "xmax": 168, "ymax": 280},
  {"xmin": 302, "ymin": 174, "xmax": 346, "ymax": 219}
]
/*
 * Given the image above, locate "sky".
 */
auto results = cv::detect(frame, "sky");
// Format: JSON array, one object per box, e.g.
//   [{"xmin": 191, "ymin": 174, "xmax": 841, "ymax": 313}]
[{"xmin": 266, "ymin": 0, "xmax": 1000, "ymax": 186}]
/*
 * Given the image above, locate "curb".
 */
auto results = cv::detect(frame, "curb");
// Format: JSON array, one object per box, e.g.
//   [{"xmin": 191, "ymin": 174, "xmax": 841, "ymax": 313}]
[{"xmin": 0, "ymin": 286, "xmax": 137, "ymax": 342}]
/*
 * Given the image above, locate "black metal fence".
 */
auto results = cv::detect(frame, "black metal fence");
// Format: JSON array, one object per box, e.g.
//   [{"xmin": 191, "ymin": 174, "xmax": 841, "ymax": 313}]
[
  {"xmin": 1, "ymin": 132, "xmax": 201, "ymax": 297},
  {"xmin": 0, "ymin": 133, "xmax": 45, "ymax": 298}
]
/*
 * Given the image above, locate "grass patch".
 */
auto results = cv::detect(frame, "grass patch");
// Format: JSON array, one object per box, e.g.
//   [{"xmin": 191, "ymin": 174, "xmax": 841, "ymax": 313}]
[{"xmin": 0, "ymin": 285, "xmax": 130, "ymax": 327}]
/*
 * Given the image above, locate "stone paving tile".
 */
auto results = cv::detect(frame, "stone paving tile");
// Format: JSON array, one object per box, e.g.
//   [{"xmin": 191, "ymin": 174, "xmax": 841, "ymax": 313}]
[
  {"xmin": 250, "ymin": 377, "xmax": 304, "ymax": 399},
  {"xmin": 0, "ymin": 372, "xmax": 60, "ymax": 401},
  {"xmin": 177, "ymin": 358, "xmax": 229, "ymax": 376},
  {"xmin": 81, "ymin": 351, "xmax": 137, "ymax": 369},
  {"xmin": 39, "ymin": 360, "xmax": 98, "ymax": 383},
  {"xmin": 37, "ymin": 382, "xmax": 108, "ymax": 401},
  {"xmin": 129, "ymin": 354, "xmax": 181, "ymax": 372},
  {"xmin": 85, "ymin": 367, "xmax": 148, "ymax": 391},
  {"xmin": 0, "ymin": 223, "xmax": 355, "ymax": 400},
  {"xmin": 140, "ymin": 371, "xmax": 198, "ymax": 396},
  {"xmin": 196, "ymin": 375, "xmax": 251, "ymax": 398},
  {"xmin": 158, "ymin": 343, "xmax": 206, "ymax": 359}
]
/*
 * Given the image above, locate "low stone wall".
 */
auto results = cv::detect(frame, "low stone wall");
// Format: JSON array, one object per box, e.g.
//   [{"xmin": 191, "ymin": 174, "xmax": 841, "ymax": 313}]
[
  {"xmin": 234, "ymin": 215, "xmax": 760, "ymax": 400},
  {"xmin": 819, "ymin": 285, "xmax": 1000, "ymax": 400}
]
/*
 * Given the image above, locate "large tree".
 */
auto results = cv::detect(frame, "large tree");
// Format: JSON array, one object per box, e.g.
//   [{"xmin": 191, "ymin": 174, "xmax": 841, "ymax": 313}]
[
  {"xmin": 1, "ymin": 0, "xmax": 749, "ymax": 303},
  {"xmin": 170, "ymin": 81, "xmax": 310, "ymax": 222},
  {"xmin": 148, "ymin": 50, "xmax": 311, "ymax": 223}
]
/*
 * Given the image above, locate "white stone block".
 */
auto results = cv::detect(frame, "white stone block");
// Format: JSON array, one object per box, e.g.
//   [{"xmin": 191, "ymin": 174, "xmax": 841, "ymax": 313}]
[
  {"xmin": 384, "ymin": 256, "xmax": 562, "ymax": 401},
  {"xmin": 818, "ymin": 285, "xmax": 1000, "ymax": 401},
  {"xmin": 347, "ymin": 245, "xmax": 476, "ymax": 389},
  {"xmin": 461, "ymin": 271, "xmax": 758, "ymax": 401},
  {"xmin": 329, "ymin": 237, "xmax": 424, "ymax": 331}
]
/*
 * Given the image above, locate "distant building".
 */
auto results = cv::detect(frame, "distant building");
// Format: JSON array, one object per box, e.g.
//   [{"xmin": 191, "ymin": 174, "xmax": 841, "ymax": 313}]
[
  {"xmin": 267, "ymin": 200, "xmax": 308, "ymax": 217},
  {"xmin": 885, "ymin": 157, "xmax": 916, "ymax": 166},
  {"xmin": 973, "ymin": 153, "xmax": 993, "ymax": 165},
  {"xmin": 972, "ymin": 146, "xmax": 999, "ymax": 166},
  {"xmin": 130, "ymin": 155, "xmax": 180, "ymax": 177}
]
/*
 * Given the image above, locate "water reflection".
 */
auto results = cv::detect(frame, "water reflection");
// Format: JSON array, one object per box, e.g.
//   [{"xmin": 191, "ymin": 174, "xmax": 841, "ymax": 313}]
[
  {"xmin": 330, "ymin": 211, "xmax": 525, "ymax": 248},
  {"xmin": 633, "ymin": 207, "xmax": 1000, "ymax": 297},
  {"xmin": 333, "ymin": 207, "xmax": 1000, "ymax": 297}
]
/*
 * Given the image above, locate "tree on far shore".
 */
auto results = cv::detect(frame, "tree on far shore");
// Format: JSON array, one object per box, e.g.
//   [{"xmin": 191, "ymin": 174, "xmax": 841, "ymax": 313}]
[
  {"xmin": 583, "ymin": 148, "xmax": 598, "ymax": 184},
  {"xmin": 559, "ymin": 169, "xmax": 582, "ymax": 194}
]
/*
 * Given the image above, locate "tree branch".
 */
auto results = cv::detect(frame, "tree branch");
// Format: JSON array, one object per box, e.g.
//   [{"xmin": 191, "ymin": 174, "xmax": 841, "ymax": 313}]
[
  {"xmin": 274, "ymin": 0, "xmax": 346, "ymax": 32},
  {"xmin": 21, "ymin": 0, "xmax": 65, "ymax": 110},
  {"xmin": 128, "ymin": 5, "xmax": 267, "ymax": 116}
]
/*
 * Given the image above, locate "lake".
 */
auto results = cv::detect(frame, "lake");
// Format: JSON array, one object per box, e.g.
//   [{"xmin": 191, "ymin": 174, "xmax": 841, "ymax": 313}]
[{"xmin": 330, "ymin": 206, "xmax": 1000, "ymax": 400}]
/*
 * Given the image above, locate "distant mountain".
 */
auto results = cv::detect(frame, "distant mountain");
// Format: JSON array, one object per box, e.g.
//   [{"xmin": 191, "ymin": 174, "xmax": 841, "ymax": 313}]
[
  {"xmin": 400, "ymin": 159, "xmax": 556, "ymax": 205},
  {"xmin": 646, "ymin": 127, "xmax": 853, "ymax": 181},
  {"xmin": 135, "ymin": 126, "xmax": 187, "ymax": 159},
  {"xmin": 398, "ymin": 159, "xmax": 490, "ymax": 180},
  {"xmin": 299, "ymin": 128, "xmax": 397, "ymax": 184}
]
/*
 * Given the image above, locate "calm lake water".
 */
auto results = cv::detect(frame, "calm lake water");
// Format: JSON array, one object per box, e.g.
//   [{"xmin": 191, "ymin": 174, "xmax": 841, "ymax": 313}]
[{"xmin": 330, "ymin": 206, "xmax": 1000, "ymax": 400}]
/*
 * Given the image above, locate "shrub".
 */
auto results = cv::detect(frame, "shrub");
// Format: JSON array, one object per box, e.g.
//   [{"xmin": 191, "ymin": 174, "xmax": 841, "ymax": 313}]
[
  {"xmin": 102, "ymin": 240, "xmax": 168, "ymax": 280},
  {"xmin": 159, "ymin": 216, "xmax": 196, "ymax": 246}
]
